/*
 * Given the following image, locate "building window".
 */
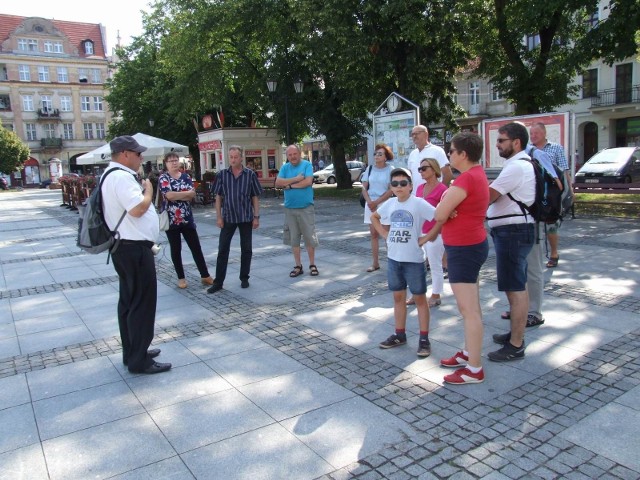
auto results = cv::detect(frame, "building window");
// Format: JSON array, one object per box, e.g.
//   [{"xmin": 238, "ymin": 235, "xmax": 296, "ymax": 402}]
[
  {"xmin": 2, "ymin": 123, "xmax": 14, "ymax": 132},
  {"xmin": 527, "ymin": 34, "xmax": 540, "ymax": 50},
  {"xmin": 1, "ymin": 66, "xmax": 7, "ymax": 81},
  {"xmin": 41, "ymin": 95, "xmax": 53, "ymax": 112},
  {"xmin": 60, "ymin": 96, "xmax": 72, "ymax": 112},
  {"xmin": 616, "ymin": 63, "xmax": 632, "ymax": 104},
  {"xmin": 93, "ymin": 96, "xmax": 103, "ymax": 111},
  {"xmin": 81, "ymin": 96, "xmax": 91, "ymax": 111},
  {"xmin": 84, "ymin": 41, "xmax": 94, "ymax": 55},
  {"xmin": 43, "ymin": 123, "xmax": 56, "ymax": 139},
  {"xmin": 63, "ymin": 123, "xmax": 74, "ymax": 140},
  {"xmin": 469, "ymin": 82, "xmax": 480, "ymax": 106},
  {"xmin": 25, "ymin": 123, "xmax": 37, "ymax": 141},
  {"xmin": 57, "ymin": 67, "xmax": 69, "ymax": 83},
  {"xmin": 91, "ymin": 69, "xmax": 102, "ymax": 84},
  {"xmin": 38, "ymin": 66, "xmax": 50, "ymax": 82},
  {"xmin": 491, "ymin": 84, "xmax": 504, "ymax": 101},
  {"xmin": 95, "ymin": 123, "xmax": 106, "ymax": 139},
  {"xmin": 78, "ymin": 68, "xmax": 89, "ymax": 83},
  {"xmin": 22, "ymin": 95, "xmax": 34, "ymax": 111},
  {"xmin": 18, "ymin": 38, "xmax": 38, "ymax": 52},
  {"xmin": 582, "ymin": 69, "xmax": 598, "ymax": 98},
  {"xmin": 0, "ymin": 95, "xmax": 10, "ymax": 110},
  {"xmin": 83, "ymin": 123, "xmax": 94, "ymax": 139},
  {"xmin": 43, "ymin": 41, "xmax": 54, "ymax": 53},
  {"xmin": 19, "ymin": 65, "xmax": 31, "ymax": 82},
  {"xmin": 586, "ymin": 10, "xmax": 599, "ymax": 29},
  {"xmin": 54, "ymin": 41, "xmax": 63, "ymax": 53}
]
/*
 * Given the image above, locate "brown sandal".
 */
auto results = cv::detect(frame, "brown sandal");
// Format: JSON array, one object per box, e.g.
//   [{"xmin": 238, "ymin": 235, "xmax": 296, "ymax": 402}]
[
  {"xmin": 290, "ymin": 265, "xmax": 303, "ymax": 277},
  {"xmin": 309, "ymin": 265, "xmax": 319, "ymax": 276},
  {"xmin": 546, "ymin": 256, "xmax": 559, "ymax": 268}
]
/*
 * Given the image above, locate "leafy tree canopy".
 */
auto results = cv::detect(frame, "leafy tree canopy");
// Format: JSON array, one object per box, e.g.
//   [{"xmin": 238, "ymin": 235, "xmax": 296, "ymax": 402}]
[{"xmin": 0, "ymin": 126, "xmax": 30, "ymax": 175}]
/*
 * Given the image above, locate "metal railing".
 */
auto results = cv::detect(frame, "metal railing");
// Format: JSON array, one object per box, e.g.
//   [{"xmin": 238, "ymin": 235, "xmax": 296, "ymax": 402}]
[
  {"xmin": 37, "ymin": 108, "xmax": 61, "ymax": 119},
  {"xmin": 591, "ymin": 85, "xmax": 640, "ymax": 108},
  {"xmin": 40, "ymin": 137, "xmax": 63, "ymax": 148}
]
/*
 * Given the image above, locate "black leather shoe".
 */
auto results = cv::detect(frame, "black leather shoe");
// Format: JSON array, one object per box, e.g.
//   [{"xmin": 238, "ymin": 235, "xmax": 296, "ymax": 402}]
[
  {"xmin": 138, "ymin": 361, "xmax": 172, "ymax": 374},
  {"xmin": 123, "ymin": 348, "xmax": 161, "ymax": 366},
  {"xmin": 207, "ymin": 283, "xmax": 223, "ymax": 294},
  {"xmin": 241, "ymin": 280, "xmax": 250, "ymax": 288}
]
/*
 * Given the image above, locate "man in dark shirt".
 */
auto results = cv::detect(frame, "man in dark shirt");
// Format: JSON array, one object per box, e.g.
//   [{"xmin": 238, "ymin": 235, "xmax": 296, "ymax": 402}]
[{"xmin": 207, "ymin": 145, "xmax": 263, "ymax": 293}]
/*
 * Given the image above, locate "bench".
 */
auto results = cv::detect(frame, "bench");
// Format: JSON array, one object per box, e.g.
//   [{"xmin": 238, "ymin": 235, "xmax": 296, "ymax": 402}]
[
  {"xmin": 571, "ymin": 182, "xmax": 640, "ymax": 218},
  {"xmin": 259, "ymin": 177, "xmax": 282, "ymax": 198}
]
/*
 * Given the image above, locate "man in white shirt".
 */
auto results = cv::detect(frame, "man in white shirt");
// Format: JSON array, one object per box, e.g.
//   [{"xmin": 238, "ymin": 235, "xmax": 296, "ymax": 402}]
[
  {"xmin": 407, "ymin": 125, "xmax": 453, "ymax": 192},
  {"xmin": 102, "ymin": 135, "xmax": 171, "ymax": 375},
  {"xmin": 486, "ymin": 122, "xmax": 535, "ymax": 363}
]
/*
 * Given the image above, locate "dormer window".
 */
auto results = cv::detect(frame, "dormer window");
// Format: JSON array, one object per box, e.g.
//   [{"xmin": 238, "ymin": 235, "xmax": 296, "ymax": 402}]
[{"xmin": 84, "ymin": 40, "xmax": 94, "ymax": 55}]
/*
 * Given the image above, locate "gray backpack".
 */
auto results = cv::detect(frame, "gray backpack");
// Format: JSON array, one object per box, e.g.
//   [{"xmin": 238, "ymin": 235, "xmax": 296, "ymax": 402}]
[{"xmin": 77, "ymin": 168, "xmax": 127, "ymax": 263}]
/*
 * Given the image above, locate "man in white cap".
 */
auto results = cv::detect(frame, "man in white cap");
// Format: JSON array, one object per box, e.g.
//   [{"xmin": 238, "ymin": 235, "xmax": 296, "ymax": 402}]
[{"xmin": 102, "ymin": 135, "xmax": 171, "ymax": 374}]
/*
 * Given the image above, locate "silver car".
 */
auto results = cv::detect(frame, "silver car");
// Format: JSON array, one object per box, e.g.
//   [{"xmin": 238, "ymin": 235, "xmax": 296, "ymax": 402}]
[{"xmin": 313, "ymin": 161, "xmax": 365, "ymax": 184}]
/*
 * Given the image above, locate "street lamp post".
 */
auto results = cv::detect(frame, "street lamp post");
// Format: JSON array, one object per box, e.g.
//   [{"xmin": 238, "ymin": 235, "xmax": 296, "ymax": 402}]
[
  {"xmin": 266, "ymin": 79, "xmax": 303, "ymax": 145},
  {"xmin": 148, "ymin": 118, "xmax": 155, "ymax": 129}
]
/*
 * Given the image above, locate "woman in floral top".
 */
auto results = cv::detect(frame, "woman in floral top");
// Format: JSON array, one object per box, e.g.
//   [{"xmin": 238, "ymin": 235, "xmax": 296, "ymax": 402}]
[{"xmin": 158, "ymin": 153, "xmax": 213, "ymax": 289}]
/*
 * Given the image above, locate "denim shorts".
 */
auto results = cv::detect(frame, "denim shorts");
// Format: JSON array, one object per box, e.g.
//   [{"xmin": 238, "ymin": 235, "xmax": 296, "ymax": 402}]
[
  {"xmin": 444, "ymin": 239, "xmax": 489, "ymax": 284},
  {"xmin": 387, "ymin": 259, "xmax": 427, "ymax": 294},
  {"xmin": 491, "ymin": 224, "xmax": 534, "ymax": 292}
]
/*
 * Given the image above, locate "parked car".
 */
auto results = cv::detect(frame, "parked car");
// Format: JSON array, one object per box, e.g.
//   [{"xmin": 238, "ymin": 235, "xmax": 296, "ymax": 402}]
[
  {"xmin": 574, "ymin": 147, "xmax": 640, "ymax": 184},
  {"xmin": 313, "ymin": 161, "xmax": 365, "ymax": 184},
  {"xmin": 0, "ymin": 176, "xmax": 8, "ymax": 190}
]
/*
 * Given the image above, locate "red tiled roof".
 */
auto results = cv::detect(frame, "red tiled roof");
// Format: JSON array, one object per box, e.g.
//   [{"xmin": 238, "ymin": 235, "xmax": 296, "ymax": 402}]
[{"xmin": 0, "ymin": 14, "xmax": 107, "ymax": 58}]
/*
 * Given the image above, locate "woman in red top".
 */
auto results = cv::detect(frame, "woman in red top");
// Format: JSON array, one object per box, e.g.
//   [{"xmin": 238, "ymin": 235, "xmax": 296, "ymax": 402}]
[{"xmin": 421, "ymin": 132, "xmax": 489, "ymax": 385}]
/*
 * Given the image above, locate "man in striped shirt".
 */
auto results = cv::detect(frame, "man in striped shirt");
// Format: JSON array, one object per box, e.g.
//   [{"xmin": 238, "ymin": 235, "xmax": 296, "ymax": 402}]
[
  {"xmin": 208, "ymin": 145, "xmax": 263, "ymax": 293},
  {"xmin": 529, "ymin": 122, "xmax": 572, "ymax": 268}
]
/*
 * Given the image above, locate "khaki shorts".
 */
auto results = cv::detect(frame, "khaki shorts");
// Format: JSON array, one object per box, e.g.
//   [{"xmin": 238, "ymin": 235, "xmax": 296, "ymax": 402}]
[{"xmin": 283, "ymin": 206, "xmax": 319, "ymax": 248}]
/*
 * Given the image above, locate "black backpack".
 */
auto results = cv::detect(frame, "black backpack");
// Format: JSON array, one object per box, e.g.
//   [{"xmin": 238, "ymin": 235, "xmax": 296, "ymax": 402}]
[
  {"xmin": 490, "ymin": 147, "xmax": 564, "ymax": 225},
  {"xmin": 77, "ymin": 167, "xmax": 127, "ymax": 263}
]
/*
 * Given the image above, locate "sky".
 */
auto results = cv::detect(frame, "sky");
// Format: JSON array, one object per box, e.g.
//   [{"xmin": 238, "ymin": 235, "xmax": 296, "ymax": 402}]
[{"xmin": 2, "ymin": 0, "xmax": 153, "ymax": 53}]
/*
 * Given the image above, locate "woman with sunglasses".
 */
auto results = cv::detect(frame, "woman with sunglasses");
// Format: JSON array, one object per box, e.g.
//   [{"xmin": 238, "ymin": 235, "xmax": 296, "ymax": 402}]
[
  {"xmin": 420, "ymin": 132, "xmax": 489, "ymax": 384},
  {"xmin": 158, "ymin": 153, "xmax": 213, "ymax": 289},
  {"xmin": 361, "ymin": 144, "xmax": 394, "ymax": 272},
  {"xmin": 407, "ymin": 158, "xmax": 447, "ymax": 307}
]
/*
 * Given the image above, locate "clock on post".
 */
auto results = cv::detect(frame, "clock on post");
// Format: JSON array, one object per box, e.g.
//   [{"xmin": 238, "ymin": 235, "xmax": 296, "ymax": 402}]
[{"xmin": 386, "ymin": 96, "xmax": 401, "ymax": 113}]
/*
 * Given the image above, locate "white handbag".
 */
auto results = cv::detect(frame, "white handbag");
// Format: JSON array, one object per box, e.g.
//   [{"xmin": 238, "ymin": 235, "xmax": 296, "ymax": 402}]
[{"xmin": 156, "ymin": 185, "xmax": 170, "ymax": 231}]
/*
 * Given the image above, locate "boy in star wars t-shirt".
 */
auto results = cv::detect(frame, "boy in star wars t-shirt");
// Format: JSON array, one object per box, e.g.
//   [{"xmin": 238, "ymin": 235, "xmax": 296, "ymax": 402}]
[{"xmin": 371, "ymin": 168, "xmax": 435, "ymax": 358}]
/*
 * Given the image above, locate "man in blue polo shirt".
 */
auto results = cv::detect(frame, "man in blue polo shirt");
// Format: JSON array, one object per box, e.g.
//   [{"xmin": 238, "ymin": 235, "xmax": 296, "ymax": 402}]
[
  {"xmin": 275, "ymin": 145, "xmax": 320, "ymax": 277},
  {"xmin": 207, "ymin": 145, "xmax": 262, "ymax": 293}
]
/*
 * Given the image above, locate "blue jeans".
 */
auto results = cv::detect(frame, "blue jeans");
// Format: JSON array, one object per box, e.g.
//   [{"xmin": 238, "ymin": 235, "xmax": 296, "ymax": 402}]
[
  {"xmin": 215, "ymin": 222, "xmax": 253, "ymax": 285},
  {"xmin": 491, "ymin": 224, "xmax": 534, "ymax": 292},
  {"xmin": 387, "ymin": 259, "xmax": 427, "ymax": 294}
]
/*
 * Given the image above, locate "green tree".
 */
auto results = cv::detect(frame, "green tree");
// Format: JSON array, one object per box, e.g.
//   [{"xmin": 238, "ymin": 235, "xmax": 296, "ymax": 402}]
[
  {"xmin": 0, "ymin": 126, "xmax": 30, "ymax": 175},
  {"xmin": 470, "ymin": 0, "xmax": 640, "ymax": 114}
]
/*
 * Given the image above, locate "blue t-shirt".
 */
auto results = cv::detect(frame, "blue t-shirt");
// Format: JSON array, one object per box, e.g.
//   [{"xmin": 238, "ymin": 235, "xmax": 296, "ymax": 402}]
[{"xmin": 278, "ymin": 160, "xmax": 314, "ymax": 208}]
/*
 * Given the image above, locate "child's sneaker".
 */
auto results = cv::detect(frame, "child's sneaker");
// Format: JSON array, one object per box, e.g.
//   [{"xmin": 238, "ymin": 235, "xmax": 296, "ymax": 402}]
[
  {"xmin": 440, "ymin": 351, "xmax": 469, "ymax": 368},
  {"xmin": 379, "ymin": 334, "xmax": 407, "ymax": 349},
  {"xmin": 417, "ymin": 338, "xmax": 431, "ymax": 357},
  {"xmin": 443, "ymin": 367, "xmax": 484, "ymax": 384}
]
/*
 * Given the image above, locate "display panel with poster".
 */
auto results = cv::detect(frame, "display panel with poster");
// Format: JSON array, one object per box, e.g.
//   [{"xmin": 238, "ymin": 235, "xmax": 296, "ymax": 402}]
[
  {"xmin": 267, "ymin": 149, "xmax": 277, "ymax": 176},
  {"xmin": 374, "ymin": 111, "xmax": 416, "ymax": 169},
  {"xmin": 245, "ymin": 149, "xmax": 263, "ymax": 178},
  {"xmin": 481, "ymin": 113, "xmax": 569, "ymax": 169}
]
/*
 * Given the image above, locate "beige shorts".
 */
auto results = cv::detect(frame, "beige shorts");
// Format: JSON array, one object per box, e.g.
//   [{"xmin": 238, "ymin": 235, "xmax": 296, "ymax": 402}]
[{"xmin": 283, "ymin": 206, "xmax": 319, "ymax": 248}]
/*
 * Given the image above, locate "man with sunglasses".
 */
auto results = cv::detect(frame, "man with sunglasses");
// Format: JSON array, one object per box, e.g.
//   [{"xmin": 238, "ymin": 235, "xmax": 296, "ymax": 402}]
[
  {"xmin": 102, "ymin": 135, "xmax": 171, "ymax": 374},
  {"xmin": 371, "ymin": 168, "xmax": 435, "ymax": 357},
  {"xmin": 407, "ymin": 125, "xmax": 453, "ymax": 192},
  {"xmin": 486, "ymin": 123, "xmax": 535, "ymax": 363}
]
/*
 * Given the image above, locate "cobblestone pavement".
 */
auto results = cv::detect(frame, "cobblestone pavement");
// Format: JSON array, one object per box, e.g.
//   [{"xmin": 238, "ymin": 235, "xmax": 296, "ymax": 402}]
[{"xmin": 0, "ymin": 189, "xmax": 639, "ymax": 479}]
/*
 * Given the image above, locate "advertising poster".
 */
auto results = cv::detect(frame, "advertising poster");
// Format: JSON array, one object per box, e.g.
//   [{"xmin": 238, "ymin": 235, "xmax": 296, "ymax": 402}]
[
  {"xmin": 245, "ymin": 149, "xmax": 263, "ymax": 178},
  {"xmin": 481, "ymin": 113, "xmax": 569, "ymax": 169}
]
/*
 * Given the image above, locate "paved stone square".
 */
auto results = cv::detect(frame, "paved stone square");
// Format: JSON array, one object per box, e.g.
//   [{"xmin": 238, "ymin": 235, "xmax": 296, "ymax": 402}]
[{"xmin": 0, "ymin": 188, "xmax": 639, "ymax": 479}]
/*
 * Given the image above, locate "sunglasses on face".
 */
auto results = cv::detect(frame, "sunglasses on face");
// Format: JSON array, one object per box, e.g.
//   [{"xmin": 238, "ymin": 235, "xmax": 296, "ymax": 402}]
[
  {"xmin": 390, "ymin": 180, "xmax": 410, "ymax": 187},
  {"xmin": 418, "ymin": 165, "xmax": 432, "ymax": 172},
  {"xmin": 496, "ymin": 138, "xmax": 511, "ymax": 144}
]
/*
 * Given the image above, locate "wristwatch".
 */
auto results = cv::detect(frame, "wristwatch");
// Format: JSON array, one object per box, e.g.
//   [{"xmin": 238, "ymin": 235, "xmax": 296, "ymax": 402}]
[{"xmin": 254, "ymin": 215, "xmax": 260, "ymax": 219}]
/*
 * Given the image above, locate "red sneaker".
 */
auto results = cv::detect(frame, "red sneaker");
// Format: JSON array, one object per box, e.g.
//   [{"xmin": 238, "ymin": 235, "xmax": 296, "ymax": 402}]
[
  {"xmin": 440, "ymin": 351, "xmax": 469, "ymax": 368},
  {"xmin": 444, "ymin": 367, "xmax": 484, "ymax": 384}
]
